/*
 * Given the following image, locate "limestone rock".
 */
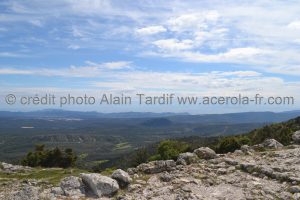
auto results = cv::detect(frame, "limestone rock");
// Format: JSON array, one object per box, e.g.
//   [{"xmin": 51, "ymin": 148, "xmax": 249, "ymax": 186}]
[
  {"xmin": 0, "ymin": 162, "xmax": 32, "ymax": 173},
  {"xmin": 60, "ymin": 176, "xmax": 85, "ymax": 197},
  {"xmin": 193, "ymin": 147, "xmax": 217, "ymax": 159},
  {"xmin": 260, "ymin": 139, "xmax": 284, "ymax": 149},
  {"xmin": 111, "ymin": 169, "xmax": 132, "ymax": 188},
  {"xmin": 80, "ymin": 173, "xmax": 119, "ymax": 197}
]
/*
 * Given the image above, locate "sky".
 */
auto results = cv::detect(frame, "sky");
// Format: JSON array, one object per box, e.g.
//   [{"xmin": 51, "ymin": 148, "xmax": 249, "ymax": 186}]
[{"xmin": 0, "ymin": 0, "xmax": 299, "ymax": 113}]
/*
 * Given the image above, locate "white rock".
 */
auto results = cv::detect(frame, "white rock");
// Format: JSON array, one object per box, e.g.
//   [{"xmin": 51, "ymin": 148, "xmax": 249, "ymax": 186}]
[
  {"xmin": 111, "ymin": 169, "xmax": 132, "ymax": 187},
  {"xmin": 80, "ymin": 173, "xmax": 119, "ymax": 197},
  {"xmin": 60, "ymin": 176, "xmax": 85, "ymax": 197},
  {"xmin": 0, "ymin": 162, "xmax": 32, "ymax": 173},
  {"xmin": 261, "ymin": 139, "xmax": 284, "ymax": 149},
  {"xmin": 193, "ymin": 147, "xmax": 217, "ymax": 159}
]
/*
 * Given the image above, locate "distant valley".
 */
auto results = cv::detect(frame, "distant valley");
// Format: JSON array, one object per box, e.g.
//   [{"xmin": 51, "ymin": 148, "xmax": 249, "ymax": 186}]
[{"xmin": 0, "ymin": 110, "xmax": 300, "ymax": 167}]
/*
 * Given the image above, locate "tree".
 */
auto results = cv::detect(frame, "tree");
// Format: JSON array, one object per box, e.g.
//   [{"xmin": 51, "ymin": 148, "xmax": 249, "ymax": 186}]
[{"xmin": 21, "ymin": 145, "xmax": 77, "ymax": 168}]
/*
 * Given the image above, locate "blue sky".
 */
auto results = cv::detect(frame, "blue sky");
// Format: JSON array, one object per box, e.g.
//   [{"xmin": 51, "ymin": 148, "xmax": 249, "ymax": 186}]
[{"xmin": 0, "ymin": 0, "xmax": 299, "ymax": 113}]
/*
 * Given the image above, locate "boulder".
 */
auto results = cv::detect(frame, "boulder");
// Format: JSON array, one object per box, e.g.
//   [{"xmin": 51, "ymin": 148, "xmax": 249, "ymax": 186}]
[
  {"xmin": 9, "ymin": 185, "xmax": 39, "ymax": 200},
  {"xmin": 292, "ymin": 131, "xmax": 300, "ymax": 144},
  {"xmin": 261, "ymin": 139, "xmax": 284, "ymax": 149},
  {"xmin": 0, "ymin": 162, "xmax": 32, "ymax": 173},
  {"xmin": 80, "ymin": 173, "xmax": 119, "ymax": 197},
  {"xmin": 193, "ymin": 147, "xmax": 217, "ymax": 159},
  {"xmin": 111, "ymin": 169, "xmax": 132, "ymax": 188},
  {"xmin": 137, "ymin": 160, "xmax": 176, "ymax": 174},
  {"xmin": 177, "ymin": 152, "xmax": 198, "ymax": 165},
  {"xmin": 60, "ymin": 176, "xmax": 85, "ymax": 197}
]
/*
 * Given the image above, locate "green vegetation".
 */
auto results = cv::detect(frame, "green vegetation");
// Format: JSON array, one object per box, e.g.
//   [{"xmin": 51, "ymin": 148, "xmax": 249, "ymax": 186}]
[
  {"xmin": 215, "ymin": 116, "xmax": 300, "ymax": 153},
  {"xmin": 127, "ymin": 148, "xmax": 150, "ymax": 167},
  {"xmin": 100, "ymin": 167, "xmax": 117, "ymax": 176},
  {"xmin": 0, "ymin": 168, "xmax": 86, "ymax": 185},
  {"xmin": 21, "ymin": 145, "xmax": 77, "ymax": 168},
  {"xmin": 216, "ymin": 137, "xmax": 241, "ymax": 153},
  {"xmin": 150, "ymin": 140, "xmax": 190, "ymax": 160}
]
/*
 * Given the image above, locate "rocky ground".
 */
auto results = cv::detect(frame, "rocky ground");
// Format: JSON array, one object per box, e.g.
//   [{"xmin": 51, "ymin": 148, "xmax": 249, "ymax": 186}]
[{"xmin": 0, "ymin": 131, "xmax": 300, "ymax": 200}]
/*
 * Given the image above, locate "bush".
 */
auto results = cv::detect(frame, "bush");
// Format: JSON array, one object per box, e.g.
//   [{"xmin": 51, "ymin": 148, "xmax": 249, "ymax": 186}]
[
  {"xmin": 21, "ymin": 145, "xmax": 77, "ymax": 168},
  {"xmin": 155, "ymin": 140, "xmax": 190, "ymax": 160},
  {"xmin": 129, "ymin": 148, "xmax": 149, "ymax": 167},
  {"xmin": 216, "ymin": 137, "xmax": 241, "ymax": 153}
]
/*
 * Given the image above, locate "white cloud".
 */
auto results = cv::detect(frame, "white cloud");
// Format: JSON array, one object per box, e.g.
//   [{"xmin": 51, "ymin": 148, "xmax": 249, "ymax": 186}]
[
  {"xmin": 268, "ymin": 65, "xmax": 300, "ymax": 76},
  {"xmin": 68, "ymin": 44, "xmax": 80, "ymax": 50},
  {"xmin": 90, "ymin": 70, "xmax": 300, "ymax": 99},
  {"xmin": 167, "ymin": 11, "xmax": 220, "ymax": 32},
  {"xmin": 153, "ymin": 39, "xmax": 194, "ymax": 51},
  {"xmin": 29, "ymin": 19, "xmax": 43, "ymax": 27},
  {"xmin": 0, "ymin": 61, "xmax": 132, "ymax": 77},
  {"xmin": 288, "ymin": 21, "xmax": 300, "ymax": 30},
  {"xmin": 0, "ymin": 68, "xmax": 34, "ymax": 75},
  {"xmin": 101, "ymin": 61, "xmax": 131, "ymax": 69},
  {"xmin": 136, "ymin": 26, "xmax": 167, "ymax": 35},
  {"xmin": 0, "ymin": 52, "xmax": 26, "ymax": 58},
  {"xmin": 85, "ymin": 61, "xmax": 131, "ymax": 70}
]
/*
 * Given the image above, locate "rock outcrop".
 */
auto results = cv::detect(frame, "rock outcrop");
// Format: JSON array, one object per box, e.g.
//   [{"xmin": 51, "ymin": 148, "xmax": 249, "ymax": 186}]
[{"xmin": 136, "ymin": 160, "xmax": 176, "ymax": 174}]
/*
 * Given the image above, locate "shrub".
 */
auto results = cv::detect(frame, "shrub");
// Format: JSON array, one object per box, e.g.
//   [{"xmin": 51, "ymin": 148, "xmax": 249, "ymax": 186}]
[
  {"xmin": 156, "ymin": 140, "xmax": 190, "ymax": 160},
  {"xmin": 216, "ymin": 137, "xmax": 241, "ymax": 153},
  {"xmin": 130, "ymin": 148, "xmax": 149, "ymax": 167}
]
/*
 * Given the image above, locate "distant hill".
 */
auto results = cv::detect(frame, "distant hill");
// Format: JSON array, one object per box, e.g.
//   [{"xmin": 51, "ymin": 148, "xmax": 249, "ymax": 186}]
[
  {"xmin": 1, "ymin": 110, "xmax": 300, "ymax": 124},
  {"xmin": 0, "ymin": 110, "xmax": 187, "ymax": 119},
  {"xmin": 168, "ymin": 111, "xmax": 300, "ymax": 124},
  {"xmin": 141, "ymin": 118, "xmax": 173, "ymax": 127}
]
